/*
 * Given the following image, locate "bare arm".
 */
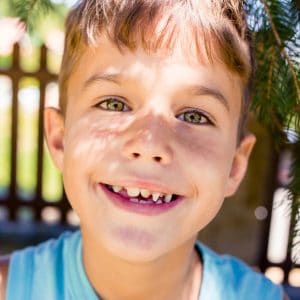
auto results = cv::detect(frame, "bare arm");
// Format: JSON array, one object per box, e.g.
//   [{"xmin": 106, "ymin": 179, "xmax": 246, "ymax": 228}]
[{"xmin": 0, "ymin": 256, "xmax": 9, "ymax": 300}]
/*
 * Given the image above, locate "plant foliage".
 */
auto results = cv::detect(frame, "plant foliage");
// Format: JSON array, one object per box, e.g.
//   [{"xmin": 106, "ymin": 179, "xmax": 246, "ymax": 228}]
[
  {"xmin": 245, "ymin": 0, "xmax": 300, "ymax": 251},
  {"xmin": 8, "ymin": 0, "xmax": 54, "ymax": 30}
]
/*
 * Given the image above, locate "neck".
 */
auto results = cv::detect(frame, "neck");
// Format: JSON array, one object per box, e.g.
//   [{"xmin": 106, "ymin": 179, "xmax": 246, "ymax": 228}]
[{"xmin": 81, "ymin": 229, "xmax": 202, "ymax": 300}]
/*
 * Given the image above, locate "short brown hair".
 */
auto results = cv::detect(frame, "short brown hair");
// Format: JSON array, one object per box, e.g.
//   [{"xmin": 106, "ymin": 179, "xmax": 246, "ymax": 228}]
[{"xmin": 59, "ymin": 0, "xmax": 254, "ymax": 140}]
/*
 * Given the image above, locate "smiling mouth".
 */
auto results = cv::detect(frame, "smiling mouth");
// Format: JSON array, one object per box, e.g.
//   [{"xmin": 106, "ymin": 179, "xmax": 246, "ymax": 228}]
[{"xmin": 103, "ymin": 183, "xmax": 179, "ymax": 204}]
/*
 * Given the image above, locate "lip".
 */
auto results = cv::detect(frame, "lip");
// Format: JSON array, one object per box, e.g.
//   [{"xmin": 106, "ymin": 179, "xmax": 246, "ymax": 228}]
[{"xmin": 99, "ymin": 183, "xmax": 184, "ymax": 216}]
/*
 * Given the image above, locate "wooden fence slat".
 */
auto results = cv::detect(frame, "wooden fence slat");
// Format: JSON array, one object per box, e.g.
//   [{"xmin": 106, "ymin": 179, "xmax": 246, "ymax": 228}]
[{"xmin": 9, "ymin": 44, "xmax": 20, "ymax": 221}]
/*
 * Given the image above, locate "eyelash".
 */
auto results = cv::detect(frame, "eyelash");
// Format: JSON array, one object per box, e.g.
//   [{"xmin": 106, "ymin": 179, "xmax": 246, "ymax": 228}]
[{"xmin": 95, "ymin": 97, "xmax": 214, "ymax": 126}]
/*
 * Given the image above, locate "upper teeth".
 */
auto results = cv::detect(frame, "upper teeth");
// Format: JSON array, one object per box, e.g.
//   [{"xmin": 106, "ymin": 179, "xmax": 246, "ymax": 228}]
[
  {"xmin": 112, "ymin": 186, "xmax": 122, "ymax": 193},
  {"xmin": 141, "ymin": 189, "xmax": 150, "ymax": 198},
  {"xmin": 126, "ymin": 187, "xmax": 140, "ymax": 197},
  {"xmin": 152, "ymin": 192, "xmax": 161, "ymax": 202},
  {"xmin": 111, "ymin": 185, "xmax": 173, "ymax": 202}
]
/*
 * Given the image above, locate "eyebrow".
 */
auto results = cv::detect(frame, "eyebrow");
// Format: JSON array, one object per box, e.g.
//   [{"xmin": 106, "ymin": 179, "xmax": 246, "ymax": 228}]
[
  {"xmin": 83, "ymin": 71, "xmax": 123, "ymax": 90},
  {"xmin": 83, "ymin": 71, "xmax": 230, "ymax": 111},
  {"xmin": 188, "ymin": 85, "xmax": 230, "ymax": 112}
]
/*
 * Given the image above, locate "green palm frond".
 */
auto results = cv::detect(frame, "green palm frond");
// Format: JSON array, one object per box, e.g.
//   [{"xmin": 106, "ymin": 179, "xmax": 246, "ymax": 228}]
[
  {"xmin": 246, "ymin": 0, "xmax": 300, "ymax": 249},
  {"xmin": 9, "ymin": 0, "xmax": 54, "ymax": 30}
]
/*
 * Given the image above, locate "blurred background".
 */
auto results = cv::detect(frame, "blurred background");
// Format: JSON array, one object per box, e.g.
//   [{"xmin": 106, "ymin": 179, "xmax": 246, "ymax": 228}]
[{"xmin": 0, "ymin": 0, "xmax": 299, "ymax": 299}]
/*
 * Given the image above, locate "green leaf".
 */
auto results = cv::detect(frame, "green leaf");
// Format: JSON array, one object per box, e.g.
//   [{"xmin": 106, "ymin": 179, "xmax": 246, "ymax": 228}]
[{"xmin": 9, "ymin": 0, "xmax": 54, "ymax": 31}]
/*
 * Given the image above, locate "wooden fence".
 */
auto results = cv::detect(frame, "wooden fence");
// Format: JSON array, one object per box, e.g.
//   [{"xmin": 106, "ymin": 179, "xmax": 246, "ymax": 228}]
[{"xmin": 0, "ymin": 43, "xmax": 75, "ymax": 229}]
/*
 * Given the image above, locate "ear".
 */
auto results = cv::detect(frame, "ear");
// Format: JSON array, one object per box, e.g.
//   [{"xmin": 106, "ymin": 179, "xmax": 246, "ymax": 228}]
[
  {"xmin": 44, "ymin": 107, "xmax": 65, "ymax": 171},
  {"xmin": 225, "ymin": 133, "xmax": 256, "ymax": 197}
]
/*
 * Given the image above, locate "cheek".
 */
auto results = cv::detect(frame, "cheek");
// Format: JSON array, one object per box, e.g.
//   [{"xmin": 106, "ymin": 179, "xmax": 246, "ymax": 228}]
[
  {"xmin": 64, "ymin": 114, "xmax": 129, "ymax": 158},
  {"xmin": 176, "ymin": 127, "xmax": 234, "ymax": 172},
  {"xmin": 175, "ymin": 126, "xmax": 236, "ymax": 210},
  {"xmin": 62, "ymin": 113, "xmax": 137, "ymax": 183}
]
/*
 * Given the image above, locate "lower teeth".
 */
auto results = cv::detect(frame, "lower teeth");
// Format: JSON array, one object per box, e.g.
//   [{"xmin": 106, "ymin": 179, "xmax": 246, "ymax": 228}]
[
  {"xmin": 129, "ymin": 198, "xmax": 139, "ymax": 203},
  {"xmin": 130, "ymin": 198, "xmax": 162, "ymax": 204},
  {"xmin": 138, "ymin": 199, "xmax": 153, "ymax": 204}
]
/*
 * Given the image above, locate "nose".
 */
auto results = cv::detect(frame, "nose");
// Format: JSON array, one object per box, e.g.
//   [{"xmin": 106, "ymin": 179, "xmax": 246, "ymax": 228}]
[{"xmin": 121, "ymin": 118, "xmax": 173, "ymax": 165}]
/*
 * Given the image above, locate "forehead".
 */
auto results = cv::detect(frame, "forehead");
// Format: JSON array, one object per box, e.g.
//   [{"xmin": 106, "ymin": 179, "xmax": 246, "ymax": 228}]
[{"xmin": 68, "ymin": 34, "xmax": 242, "ymax": 116}]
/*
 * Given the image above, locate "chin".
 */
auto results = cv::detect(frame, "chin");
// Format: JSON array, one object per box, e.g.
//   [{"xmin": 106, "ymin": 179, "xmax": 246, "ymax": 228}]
[{"xmin": 102, "ymin": 231, "xmax": 171, "ymax": 263}]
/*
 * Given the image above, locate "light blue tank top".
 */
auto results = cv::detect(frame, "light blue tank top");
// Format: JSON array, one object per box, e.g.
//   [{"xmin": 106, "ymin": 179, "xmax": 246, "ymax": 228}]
[{"xmin": 6, "ymin": 230, "xmax": 283, "ymax": 300}]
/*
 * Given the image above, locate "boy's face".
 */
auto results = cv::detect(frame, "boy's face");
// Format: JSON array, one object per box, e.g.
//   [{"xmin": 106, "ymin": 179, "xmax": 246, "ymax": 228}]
[{"xmin": 45, "ymin": 35, "xmax": 255, "ymax": 261}]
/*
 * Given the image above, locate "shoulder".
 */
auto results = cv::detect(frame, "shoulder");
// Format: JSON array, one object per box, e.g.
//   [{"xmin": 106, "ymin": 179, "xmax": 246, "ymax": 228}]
[
  {"xmin": 8, "ymin": 230, "xmax": 79, "ymax": 270},
  {"xmin": 0, "ymin": 255, "xmax": 10, "ymax": 300},
  {"xmin": 3, "ymin": 231, "xmax": 80, "ymax": 299},
  {"xmin": 196, "ymin": 242, "xmax": 284, "ymax": 299}
]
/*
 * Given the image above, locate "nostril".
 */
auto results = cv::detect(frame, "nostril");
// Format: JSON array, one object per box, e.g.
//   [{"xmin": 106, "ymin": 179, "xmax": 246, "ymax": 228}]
[
  {"xmin": 129, "ymin": 153, "xmax": 164, "ymax": 162},
  {"xmin": 153, "ymin": 156, "xmax": 162, "ymax": 162}
]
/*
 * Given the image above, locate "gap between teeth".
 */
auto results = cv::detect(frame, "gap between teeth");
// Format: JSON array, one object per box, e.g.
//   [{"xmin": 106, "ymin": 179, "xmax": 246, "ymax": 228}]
[{"xmin": 110, "ymin": 185, "xmax": 173, "ymax": 203}]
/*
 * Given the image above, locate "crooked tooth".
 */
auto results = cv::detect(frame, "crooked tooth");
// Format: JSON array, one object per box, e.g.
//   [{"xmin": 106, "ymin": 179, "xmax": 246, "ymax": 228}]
[
  {"xmin": 152, "ymin": 192, "xmax": 161, "ymax": 202},
  {"xmin": 112, "ymin": 185, "xmax": 122, "ymax": 193},
  {"xmin": 141, "ymin": 189, "xmax": 151, "ymax": 198},
  {"xmin": 164, "ymin": 194, "xmax": 172, "ymax": 203},
  {"xmin": 126, "ymin": 187, "xmax": 140, "ymax": 197}
]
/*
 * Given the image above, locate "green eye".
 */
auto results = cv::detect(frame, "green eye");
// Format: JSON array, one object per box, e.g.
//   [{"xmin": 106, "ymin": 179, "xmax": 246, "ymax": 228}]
[
  {"xmin": 97, "ymin": 98, "xmax": 130, "ymax": 111},
  {"xmin": 177, "ymin": 110, "xmax": 212, "ymax": 125}
]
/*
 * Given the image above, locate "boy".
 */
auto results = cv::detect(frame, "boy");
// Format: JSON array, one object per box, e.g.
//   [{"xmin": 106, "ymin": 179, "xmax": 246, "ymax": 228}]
[{"xmin": 0, "ymin": 0, "xmax": 288, "ymax": 299}]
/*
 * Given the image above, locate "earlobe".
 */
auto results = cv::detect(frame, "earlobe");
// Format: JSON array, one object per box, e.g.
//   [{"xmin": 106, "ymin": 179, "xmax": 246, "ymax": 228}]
[
  {"xmin": 44, "ymin": 107, "xmax": 65, "ymax": 171},
  {"xmin": 225, "ymin": 134, "xmax": 256, "ymax": 197}
]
